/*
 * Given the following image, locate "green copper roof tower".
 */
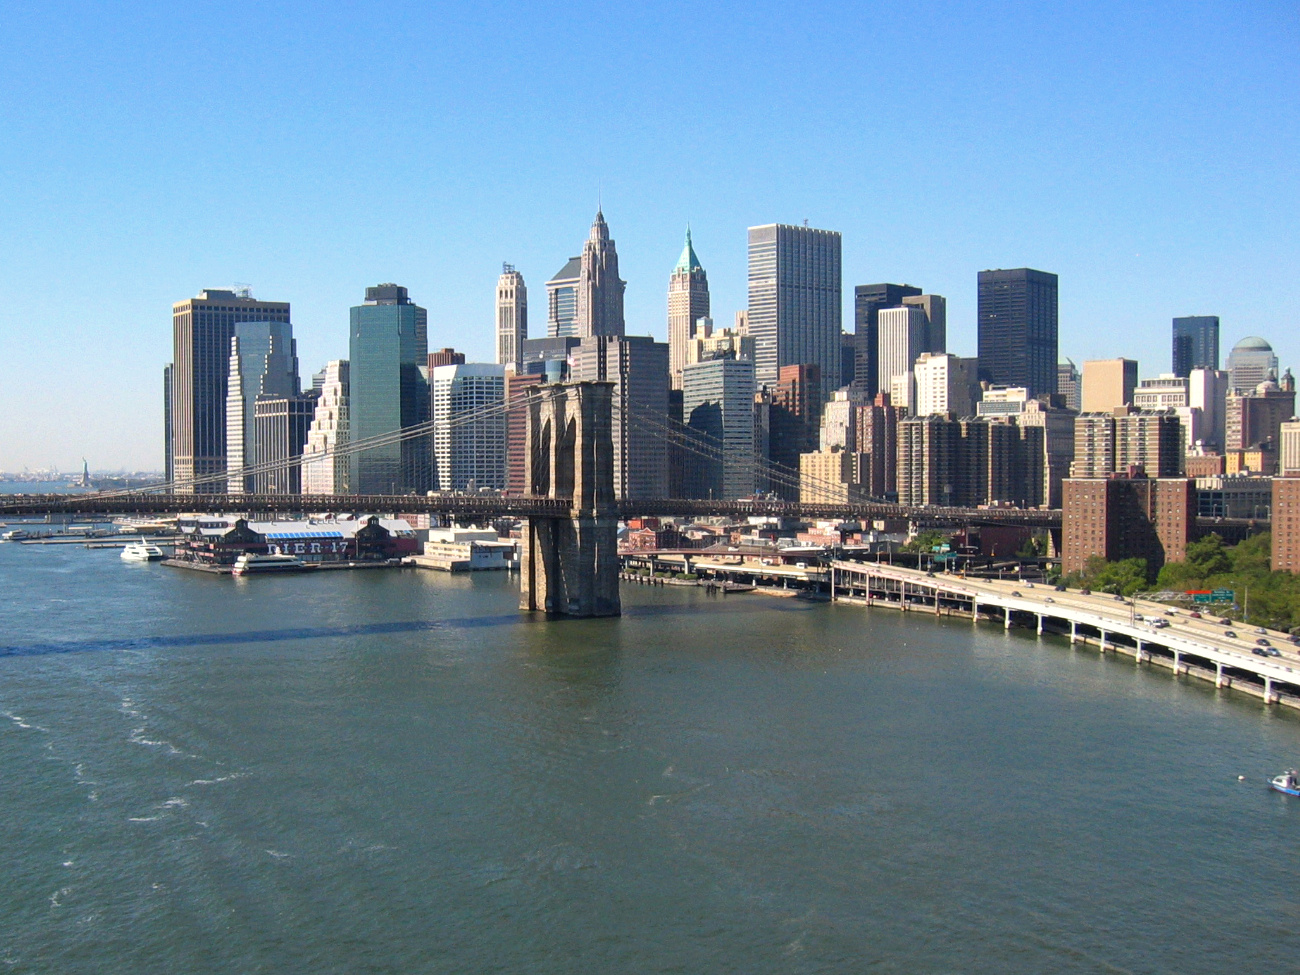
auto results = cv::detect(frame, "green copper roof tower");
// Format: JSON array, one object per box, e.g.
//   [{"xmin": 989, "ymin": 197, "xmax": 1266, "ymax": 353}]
[{"xmin": 668, "ymin": 227, "xmax": 711, "ymax": 390}]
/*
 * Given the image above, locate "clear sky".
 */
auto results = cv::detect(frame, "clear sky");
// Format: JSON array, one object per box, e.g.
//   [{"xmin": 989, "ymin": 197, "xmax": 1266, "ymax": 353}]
[{"xmin": 0, "ymin": 1, "xmax": 1296, "ymax": 471}]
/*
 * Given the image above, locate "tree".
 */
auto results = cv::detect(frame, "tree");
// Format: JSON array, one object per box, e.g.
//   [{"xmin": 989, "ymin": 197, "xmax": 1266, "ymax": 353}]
[
  {"xmin": 1184, "ymin": 533, "xmax": 1232, "ymax": 577},
  {"xmin": 904, "ymin": 529, "xmax": 950, "ymax": 553}
]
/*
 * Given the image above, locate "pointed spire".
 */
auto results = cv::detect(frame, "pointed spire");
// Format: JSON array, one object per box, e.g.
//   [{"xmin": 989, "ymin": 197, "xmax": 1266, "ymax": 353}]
[
  {"xmin": 590, "ymin": 208, "xmax": 609, "ymax": 241},
  {"xmin": 674, "ymin": 226, "xmax": 703, "ymax": 273}
]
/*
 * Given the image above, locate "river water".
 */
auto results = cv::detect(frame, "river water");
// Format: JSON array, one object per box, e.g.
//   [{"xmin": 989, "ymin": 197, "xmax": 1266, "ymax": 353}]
[{"xmin": 3, "ymin": 542, "xmax": 1299, "ymax": 973}]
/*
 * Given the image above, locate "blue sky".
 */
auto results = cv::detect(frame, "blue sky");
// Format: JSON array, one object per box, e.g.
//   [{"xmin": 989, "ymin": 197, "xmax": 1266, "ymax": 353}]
[{"xmin": 0, "ymin": 0, "xmax": 1296, "ymax": 470}]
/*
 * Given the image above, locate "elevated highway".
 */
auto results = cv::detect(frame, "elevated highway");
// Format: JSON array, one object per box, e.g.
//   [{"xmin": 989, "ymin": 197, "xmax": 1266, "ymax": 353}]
[{"xmin": 831, "ymin": 562, "xmax": 1300, "ymax": 708}]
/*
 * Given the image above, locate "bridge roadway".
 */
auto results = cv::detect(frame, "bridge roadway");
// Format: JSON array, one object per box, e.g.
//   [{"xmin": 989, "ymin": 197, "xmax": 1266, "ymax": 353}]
[
  {"xmin": 831, "ymin": 561, "xmax": 1300, "ymax": 706},
  {"xmin": 0, "ymin": 492, "xmax": 1066, "ymax": 526}
]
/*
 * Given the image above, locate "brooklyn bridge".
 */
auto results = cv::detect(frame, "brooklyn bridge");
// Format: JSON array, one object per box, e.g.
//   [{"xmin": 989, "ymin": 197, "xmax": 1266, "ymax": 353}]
[{"xmin": 2, "ymin": 380, "xmax": 1073, "ymax": 618}]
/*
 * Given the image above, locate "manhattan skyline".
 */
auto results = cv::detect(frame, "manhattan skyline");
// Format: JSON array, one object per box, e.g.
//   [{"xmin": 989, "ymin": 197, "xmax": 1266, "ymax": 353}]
[{"xmin": 0, "ymin": 1, "xmax": 1296, "ymax": 470}]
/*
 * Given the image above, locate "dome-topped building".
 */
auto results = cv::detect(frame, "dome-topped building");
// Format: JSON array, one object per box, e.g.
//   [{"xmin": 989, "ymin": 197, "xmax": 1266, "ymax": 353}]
[{"xmin": 1226, "ymin": 336, "xmax": 1279, "ymax": 392}]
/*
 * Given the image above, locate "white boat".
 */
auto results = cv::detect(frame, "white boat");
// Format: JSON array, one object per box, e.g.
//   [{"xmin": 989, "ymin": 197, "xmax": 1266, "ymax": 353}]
[
  {"xmin": 1268, "ymin": 770, "xmax": 1300, "ymax": 797},
  {"xmin": 232, "ymin": 553, "xmax": 306, "ymax": 576},
  {"xmin": 120, "ymin": 542, "xmax": 165, "ymax": 562},
  {"xmin": 1, "ymin": 529, "xmax": 31, "ymax": 542}
]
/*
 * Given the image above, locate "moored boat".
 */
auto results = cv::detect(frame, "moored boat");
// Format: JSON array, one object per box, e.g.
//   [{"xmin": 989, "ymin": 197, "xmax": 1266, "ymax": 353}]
[
  {"xmin": 232, "ymin": 553, "xmax": 306, "ymax": 576},
  {"xmin": 1267, "ymin": 770, "xmax": 1300, "ymax": 796},
  {"xmin": 120, "ymin": 542, "xmax": 166, "ymax": 562},
  {"xmin": 1, "ymin": 529, "xmax": 31, "ymax": 542}
]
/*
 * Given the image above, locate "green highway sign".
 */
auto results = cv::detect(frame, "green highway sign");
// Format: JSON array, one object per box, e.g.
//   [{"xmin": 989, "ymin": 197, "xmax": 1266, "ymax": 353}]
[{"xmin": 1212, "ymin": 589, "xmax": 1235, "ymax": 601}]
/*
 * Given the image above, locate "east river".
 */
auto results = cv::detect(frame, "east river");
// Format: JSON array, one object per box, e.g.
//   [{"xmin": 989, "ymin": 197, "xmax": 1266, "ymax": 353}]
[{"xmin": 3, "ymin": 542, "xmax": 1300, "ymax": 973}]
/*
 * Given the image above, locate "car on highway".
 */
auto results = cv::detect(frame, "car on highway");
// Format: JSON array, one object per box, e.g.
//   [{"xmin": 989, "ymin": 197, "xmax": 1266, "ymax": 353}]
[
  {"xmin": 1253, "ymin": 647, "xmax": 1270, "ymax": 656},
  {"xmin": 1225, "ymin": 630, "xmax": 1238, "ymax": 638},
  {"xmin": 1290, "ymin": 635, "xmax": 1300, "ymax": 645},
  {"xmin": 1265, "ymin": 647, "xmax": 1281, "ymax": 657},
  {"xmin": 1113, "ymin": 594, "xmax": 1125, "ymax": 602},
  {"xmin": 1219, "ymin": 618, "xmax": 1232, "ymax": 625},
  {"xmin": 1011, "ymin": 590, "xmax": 1022, "ymax": 597},
  {"xmin": 1188, "ymin": 612, "xmax": 1202, "ymax": 618},
  {"xmin": 1054, "ymin": 585, "xmax": 1066, "ymax": 592},
  {"xmin": 1045, "ymin": 597, "xmax": 1054, "ymax": 603},
  {"xmin": 1151, "ymin": 620, "xmax": 1170, "ymax": 628},
  {"xmin": 1257, "ymin": 638, "xmax": 1272, "ymax": 647},
  {"xmin": 1080, "ymin": 589, "xmax": 1091, "ymax": 595},
  {"xmin": 1255, "ymin": 628, "xmax": 1268, "ymax": 635}
]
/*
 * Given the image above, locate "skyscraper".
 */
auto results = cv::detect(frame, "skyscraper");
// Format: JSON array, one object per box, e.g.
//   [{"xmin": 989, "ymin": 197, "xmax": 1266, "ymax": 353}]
[
  {"xmin": 1057, "ymin": 358, "xmax": 1082, "ymax": 411},
  {"xmin": 570, "ymin": 335, "xmax": 669, "ymax": 500},
  {"xmin": 1172, "ymin": 315, "xmax": 1219, "ymax": 377},
  {"xmin": 252, "ymin": 392, "xmax": 317, "ymax": 494},
  {"xmin": 876, "ymin": 305, "xmax": 941, "ymax": 402},
  {"xmin": 747, "ymin": 224, "xmax": 842, "ymax": 399},
  {"xmin": 495, "ymin": 264, "xmax": 527, "ymax": 370},
  {"xmin": 171, "ymin": 288, "xmax": 290, "ymax": 493},
  {"xmin": 1226, "ymin": 336, "xmax": 1279, "ymax": 392},
  {"xmin": 667, "ymin": 229, "xmax": 711, "ymax": 389},
  {"xmin": 1081, "ymin": 358, "xmax": 1138, "ymax": 413},
  {"xmin": 431, "ymin": 363, "xmax": 507, "ymax": 491},
  {"xmin": 302, "ymin": 360, "xmax": 350, "ymax": 495},
  {"xmin": 546, "ymin": 257, "xmax": 581, "ymax": 338},
  {"xmin": 853, "ymin": 284, "xmax": 920, "ymax": 398},
  {"xmin": 977, "ymin": 268, "xmax": 1058, "ymax": 398},
  {"xmin": 681, "ymin": 356, "xmax": 755, "ymax": 500},
  {"xmin": 224, "ymin": 321, "xmax": 300, "ymax": 494},
  {"xmin": 576, "ymin": 210, "xmax": 625, "ymax": 338},
  {"xmin": 163, "ymin": 365, "xmax": 173, "ymax": 484},
  {"xmin": 349, "ymin": 284, "xmax": 430, "ymax": 494}
]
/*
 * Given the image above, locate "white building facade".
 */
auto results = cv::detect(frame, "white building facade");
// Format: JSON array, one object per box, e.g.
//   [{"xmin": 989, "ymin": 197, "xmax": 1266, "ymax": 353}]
[
  {"xmin": 302, "ymin": 360, "xmax": 350, "ymax": 495},
  {"xmin": 431, "ymin": 363, "xmax": 507, "ymax": 491}
]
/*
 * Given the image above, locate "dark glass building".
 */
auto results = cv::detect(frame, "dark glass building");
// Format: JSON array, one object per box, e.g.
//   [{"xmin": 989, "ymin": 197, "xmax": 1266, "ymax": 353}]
[
  {"xmin": 1172, "ymin": 315, "xmax": 1220, "ymax": 377},
  {"xmin": 853, "ymin": 283, "xmax": 920, "ymax": 398},
  {"xmin": 977, "ymin": 268, "xmax": 1058, "ymax": 398},
  {"xmin": 349, "ymin": 284, "xmax": 430, "ymax": 494}
]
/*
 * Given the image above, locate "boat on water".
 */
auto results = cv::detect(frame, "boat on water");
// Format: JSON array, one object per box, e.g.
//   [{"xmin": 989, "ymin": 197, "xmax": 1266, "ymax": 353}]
[
  {"xmin": 232, "ymin": 553, "xmax": 306, "ymax": 576},
  {"xmin": 120, "ymin": 542, "xmax": 166, "ymax": 562},
  {"xmin": 1268, "ymin": 770, "xmax": 1300, "ymax": 796},
  {"xmin": 1, "ymin": 529, "xmax": 31, "ymax": 541}
]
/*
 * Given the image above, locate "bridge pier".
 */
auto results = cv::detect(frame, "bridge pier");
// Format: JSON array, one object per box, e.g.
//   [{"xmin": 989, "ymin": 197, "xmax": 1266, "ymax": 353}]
[
  {"xmin": 519, "ymin": 382, "xmax": 620, "ymax": 618},
  {"xmin": 1036, "ymin": 614, "xmax": 1044, "ymax": 635},
  {"xmin": 1070, "ymin": 620, "xmax": 1078, "ymax": 644}
]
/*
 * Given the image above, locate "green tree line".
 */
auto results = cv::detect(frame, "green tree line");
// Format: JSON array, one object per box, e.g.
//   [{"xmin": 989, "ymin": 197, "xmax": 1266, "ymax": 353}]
[{"xmin": 1062, "ymin": 533, "xmax": 1300, "ymax": 632}]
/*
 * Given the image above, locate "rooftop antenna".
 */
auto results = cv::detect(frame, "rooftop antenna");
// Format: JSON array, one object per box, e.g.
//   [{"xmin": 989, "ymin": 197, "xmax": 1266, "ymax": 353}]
[
  {"xmin": 502, "ymin": 262, "xmax": 515, "ymax": 274},
  {"xmin": 803, "ymin": 218, "xmax": 809, "ymax": 227},
  {"xmin": 232, "ymin": 282, "xmax": 253, "ymax": 298}
]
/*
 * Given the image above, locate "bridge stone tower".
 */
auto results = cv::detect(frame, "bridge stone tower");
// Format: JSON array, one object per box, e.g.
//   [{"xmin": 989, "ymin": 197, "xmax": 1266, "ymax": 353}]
[{"xmin": 519, "ymin": 381, "xmax": 621, "ymax": 617}]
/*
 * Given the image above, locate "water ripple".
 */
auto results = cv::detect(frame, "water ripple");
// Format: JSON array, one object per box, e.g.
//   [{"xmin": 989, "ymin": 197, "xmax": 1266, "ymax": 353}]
[{"xmin": 0, "ymin": 602, "xmax": 797, "ymax": 660}]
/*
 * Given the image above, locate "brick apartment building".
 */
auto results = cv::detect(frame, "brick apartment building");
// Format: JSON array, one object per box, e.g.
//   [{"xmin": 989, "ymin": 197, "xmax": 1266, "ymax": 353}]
[
  {"xmin": 1273, "ymin": 476, "xmax": 1300, "ymax": 573},
  {"xmin": 1061, "ymin": 474, "xmax": 1196, "ymax": 575}
]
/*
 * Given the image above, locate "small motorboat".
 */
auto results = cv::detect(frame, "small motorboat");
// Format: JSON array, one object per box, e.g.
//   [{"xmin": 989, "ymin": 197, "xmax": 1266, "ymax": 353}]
[
  {"xmin": 120, "ymin": 542, "xmax": 165, "ymax": 562},
  {"xmin": 1268, "ymin": 770, "xmax": 1300, "ymax": 797},
  {"xmin": 1, "ymin": 529, "xmax": 31, "ymax": 542}
]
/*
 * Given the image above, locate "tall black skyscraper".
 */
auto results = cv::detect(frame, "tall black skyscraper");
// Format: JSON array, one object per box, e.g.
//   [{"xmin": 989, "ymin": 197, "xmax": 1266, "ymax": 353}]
[
  {"xmin": 977, "ymin": 268, "xmax": 1058, "ymax": 398},
  {"xmin": 1172, "ymin": 315, "xmax": 1219, "ymax": 377},
  {"xmin": 854, "ymin": 283, "xmax": 921, "ymax": 398}
]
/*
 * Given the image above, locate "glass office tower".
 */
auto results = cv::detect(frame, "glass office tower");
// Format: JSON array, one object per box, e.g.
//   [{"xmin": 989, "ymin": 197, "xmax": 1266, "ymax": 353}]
[
  {"xmin": 977, "ymin": 268, "xmax": 1058, "ymax": 398},
  {"xmin": 349, "ymin": 284, "xmax": 430, "ymax": 494},
  {"xmin": 1172, "ymin": 315, "xmax": 1219, "ymax": 378}
]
